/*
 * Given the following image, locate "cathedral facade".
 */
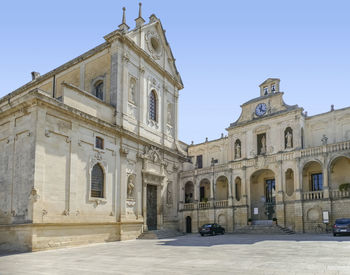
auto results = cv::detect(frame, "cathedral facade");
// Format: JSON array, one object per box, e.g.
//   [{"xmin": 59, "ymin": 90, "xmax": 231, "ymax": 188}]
[
  {"xmin": 180, "ymin": 78, "xmax": 350, "ymax": 234},
  {"xmin": 1, "ymin": 5, "xmax": 350, "ymax": 253},
  {"xmin": 0, "ymin": 5, "xmax": 186, "ymax": 252}
]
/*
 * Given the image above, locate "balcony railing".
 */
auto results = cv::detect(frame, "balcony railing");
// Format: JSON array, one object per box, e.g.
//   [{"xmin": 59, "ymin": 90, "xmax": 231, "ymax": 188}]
[
  {"xmin": 215, "ymin": 200, "xmax": 229, "ymax": 208},
  {"xmin": 302, "ymin": 191, "xmax": 324, "ymax": 201},
  {"xmin": 198, "ymin": 202, "xmax": 211, "ymax": 209},
  {"xmin": 330, "ymin": 190, "xmax": 350, "ymax": 200},
  {"xmin": 183, "ymin": 203, "xmax": 195, "ymax": 210}
]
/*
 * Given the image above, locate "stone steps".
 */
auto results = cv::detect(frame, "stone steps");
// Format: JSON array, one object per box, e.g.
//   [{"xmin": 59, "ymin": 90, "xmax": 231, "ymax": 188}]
[
  {"xmin": 234, "ymin": 224, "xmax": 296, "ymax": 235},
  {"xmin": 137, "ymin": 229, "xmax": 185, "ymax": 240}
]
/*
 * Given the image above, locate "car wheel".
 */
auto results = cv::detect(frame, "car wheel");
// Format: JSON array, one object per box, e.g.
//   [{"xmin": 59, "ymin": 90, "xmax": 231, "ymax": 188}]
[
  {"xmin": 201, "ymin": 233, "xmax": 204, "ymax": 236},
  {"xmin": 212, "ymin": 231, "xmax": 216, "ymax": 236},
  {"xmin": 333, "ymin": 233, "xmax": 337, "ymax": 237},
  {"xmin": 222, "ymin": 229, "xmax": 225, "ymax": 235}
]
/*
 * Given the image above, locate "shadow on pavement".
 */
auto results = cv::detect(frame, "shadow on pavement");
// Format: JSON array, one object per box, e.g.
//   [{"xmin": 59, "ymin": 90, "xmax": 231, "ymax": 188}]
[{"xmin": 156, "ymin": 233, "xmax": 350, "ymax": 247}]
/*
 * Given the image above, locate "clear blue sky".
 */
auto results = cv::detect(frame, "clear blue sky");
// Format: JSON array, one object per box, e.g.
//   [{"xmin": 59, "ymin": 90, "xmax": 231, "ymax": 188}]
[{"xmin": 1, "ymin": 0, "xmax": 349, "ymax": 144}]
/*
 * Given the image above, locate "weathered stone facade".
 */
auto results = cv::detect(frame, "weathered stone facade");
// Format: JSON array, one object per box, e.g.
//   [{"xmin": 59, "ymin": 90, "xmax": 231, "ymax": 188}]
[
  {"xmin": 180, "ymin": 78, "xmax": 350, "ymax": 234},
  {"xmin": 0, "ymin": 6, "xmax": 186, "ymax": 252}
]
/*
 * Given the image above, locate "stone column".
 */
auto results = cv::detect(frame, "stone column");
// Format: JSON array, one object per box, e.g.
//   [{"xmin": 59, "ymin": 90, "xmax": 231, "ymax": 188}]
[
  {"xmin": 323, "ymin": 155, "xmax": 330, "ymax": 199},
  {"xmin": 294, "ymin": 157, "xmax": 304, "ymax": 233},
  {"xmin": 276, "ymin": 160, "xmax": 286, "ymax": 226},
  {"xmin": 142, "ymin": 182, "xmax": 148, "ymax": 231},
  {"xmin": 228, "ymin": 170, "xmax": 233, "ymax": 206},
  {"xmin": 119, "ymin": 146, "xmax": 128, "ymax": 222}
]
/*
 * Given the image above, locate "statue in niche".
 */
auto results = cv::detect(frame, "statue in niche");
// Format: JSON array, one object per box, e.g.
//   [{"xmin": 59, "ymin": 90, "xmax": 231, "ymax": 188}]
[
  {"xmin": 285, "ymin": 131, "xmax": 293, "ymax": 148},
  {"xmin": 261, "ymin": 135, "xmax": 266, "ymax": 154},
  {"xmin": 167, "ymin": 182, "xmax": 173, "ymax": 205},
  {"xmin": 129, "ymin": 78, "xmax": 136, "ymax": 103},
  {"xmin": 127, "ymin": 176, "xmax": 135, "ymax": 199},
  {"xmin": 167, "ymin": 103, "xmax": 173, "ymax": 125},
  {"xmin": 235, "ymin": 141, "xmax": 241, "ymax": 159}
]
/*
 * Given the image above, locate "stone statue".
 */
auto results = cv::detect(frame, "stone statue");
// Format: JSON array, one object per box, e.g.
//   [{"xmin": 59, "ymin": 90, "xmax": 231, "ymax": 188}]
[
  {"xmin": 167, "ymin": 104, "xmax": 172, "ymax": 125},
  {"xmin": 127, "ymin": 176, "xmax": 135, "ymax": 199},
  {"xmin": 286, "ymin": 131, "xmax": 293, "ymax": 148},
  {"xmin": 167, "ymin": 182, "xmax": 173, "ymax": 205},
  {"xmin": 235, "ymin": 142, "xmax": 241, "ymax": 159},
  {"xmin": 261, "ymin": 135, "xmax": 266, "ymax": 154},
  {"xmin": 129, "ymin": 79, "xmax": 136, "ymax": 103},
  {"xmin": 321, "ymin": 134, "xmax": 328, "ymax": 145}
]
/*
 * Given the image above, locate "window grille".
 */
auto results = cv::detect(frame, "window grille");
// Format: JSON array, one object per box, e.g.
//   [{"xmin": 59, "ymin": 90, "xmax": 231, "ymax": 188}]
[
  {"xmin": 149, "ymin": 90, "xmax": 157, "ymax": 121},
  {"xmin": 91, "ymin": 164, "xmax": 104, "ymax": 198}
]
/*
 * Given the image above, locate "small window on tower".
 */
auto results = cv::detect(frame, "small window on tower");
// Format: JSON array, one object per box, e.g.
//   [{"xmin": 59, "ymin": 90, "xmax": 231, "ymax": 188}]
[
  {"xmin": 263, "ymin": 87, "xmax": 268, "ymax": 95},
  {"xmin": 271, "ymin": 84, "xmax": 276, "ymax": 92},
  {"xmin": 95, "ymin": 137, "xmax": 104, "ymax": 150}
]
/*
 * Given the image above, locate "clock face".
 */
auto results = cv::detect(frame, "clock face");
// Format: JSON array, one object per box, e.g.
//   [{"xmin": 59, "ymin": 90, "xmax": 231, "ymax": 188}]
[{"xmin": 255, "ymin": 103, "xmax": 267, "ymax": 116}]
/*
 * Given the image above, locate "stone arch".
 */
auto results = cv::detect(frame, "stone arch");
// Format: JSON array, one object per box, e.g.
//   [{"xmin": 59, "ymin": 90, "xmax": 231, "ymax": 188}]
[
  {"xmin": 302, "ymin": 161, "xmax": 323, "ymax": 192},
  {"xmin": 329, "ymin": 155, "xmax": 350, "ymax": 191},
  {"xmin": 234, "ymin": 176, "xmax": 242, "ymax": 201},
  {"xmin": 250, "ymin": 169, "xmax": 276, "ymax": 220},
  {"xmin": 184, "ymin": 181, "xmax": 194, "ymax": 203},
  {"xmin": 285, "ymin": 168, "xmax": 294, "ymax": 196},
  {"xmin": 215, "ymin": 176, "xmax": 229, "ymax": 201},
  {"xmin": 199, "ymin": 178, "xmax": 211, "ymax": 202}
]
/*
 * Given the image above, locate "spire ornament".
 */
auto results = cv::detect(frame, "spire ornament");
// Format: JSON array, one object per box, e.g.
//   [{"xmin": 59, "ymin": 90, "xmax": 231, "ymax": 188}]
[
  {"xmin": 135, "ymin": 2, "xmax": 145, "ymax": 28},
  {"xmin": 118, "ymin": 7, "xmax": 130, "ymax": 32}
]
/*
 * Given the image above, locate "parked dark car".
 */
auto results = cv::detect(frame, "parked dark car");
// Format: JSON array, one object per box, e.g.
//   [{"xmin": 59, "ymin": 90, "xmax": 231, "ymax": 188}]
[
  {"xmin": 199, "ymin": 223, "xmax": 225, "ymax": 236},
  {"xmin": 333, "ymin": 218, "xmax": 350, "ymax": 236}
]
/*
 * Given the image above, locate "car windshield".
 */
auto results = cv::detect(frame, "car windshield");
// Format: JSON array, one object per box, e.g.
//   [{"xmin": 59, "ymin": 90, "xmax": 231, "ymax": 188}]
[
  {"xmin": 203, "ymin": 224, "xmax": 212, "ymax": 228},
  {"xmin": 335, "ymin": 219, "xmax": 350, "ymax": 224}
]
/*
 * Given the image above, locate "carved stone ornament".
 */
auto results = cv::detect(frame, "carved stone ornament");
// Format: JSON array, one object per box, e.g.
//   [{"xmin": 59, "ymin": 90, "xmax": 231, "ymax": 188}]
[
  {"xmin": 120, "ymin": 146, "xmax": 129, "ymax": 156},
  {"xmin": 145, "ymin": 31, "xmax": 163, "ymax": 60},
  {"xmin": 45, "ymin": 128, "xmax": 51, "ymax": 137},
  {"xmin": 29, "ymin": 187, "xmax": 40, "ymax": 203},
  {"xmin": 62, "ymin": 209, "xmax": 70, "ymax": 216},
  {"xmin": 144, "ymin": 145, "xmax": 161, "ymax": 163}
]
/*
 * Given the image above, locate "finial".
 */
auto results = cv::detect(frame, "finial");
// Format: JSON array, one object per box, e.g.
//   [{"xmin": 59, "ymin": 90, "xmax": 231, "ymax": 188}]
[
  {"xmin": 119, "ymin": 7, "xmax": 130, "ymax": 32},
  {"xmin": 135, "ymin": 2, "xmax": 145, "ymax": 28},
  {"xmin": 331, "ymin": 104, "xmax": 334, "ymax": 111},
  {"xmin": 122, "ymin": 7, "xmax": 126, "ymax": 24},
  {"xmin": 138, "ymin": 3, "xmax": 142, "ymax": 18}
]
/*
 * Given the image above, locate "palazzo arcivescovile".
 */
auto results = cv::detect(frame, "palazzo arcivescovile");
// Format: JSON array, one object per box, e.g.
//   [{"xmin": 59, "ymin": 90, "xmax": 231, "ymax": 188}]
[{"xmin": 1, "ymin": 4, "xmax": 350, "ymax": 252}]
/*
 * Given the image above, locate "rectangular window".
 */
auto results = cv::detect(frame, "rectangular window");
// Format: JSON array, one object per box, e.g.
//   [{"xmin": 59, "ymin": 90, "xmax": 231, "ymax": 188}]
[
  {"xmin": 196, "ymin": 155, "xmax": 203, "ymax": 169},
  {"xmin": 95, "ymin": 137, "xmax": 104, "ymax": 150},
  {"xmin": 311, "ymin": 173, "xmax": 323, "ymax": 191}
]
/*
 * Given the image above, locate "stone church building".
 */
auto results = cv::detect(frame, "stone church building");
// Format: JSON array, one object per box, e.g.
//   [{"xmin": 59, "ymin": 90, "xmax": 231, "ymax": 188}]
[{"xmin": 1, "ymin": 5, "xmax": 350, "ymax": 252}]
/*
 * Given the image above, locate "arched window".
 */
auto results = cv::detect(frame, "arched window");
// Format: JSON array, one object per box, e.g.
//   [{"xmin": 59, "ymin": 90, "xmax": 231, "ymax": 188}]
[
  {"xmin": 234, "ymin": 139, "xmax": 241, "ymax": 159},
  {"xmin": 284, "ymin": 127, "xmax": 293, "ymax": 149},
  {"xmin": 94, "ymin": 81, "xmax": 104, "ymax": 100},
  {"xmin": 91, "ymin": 164, "xmax": 104, "ymax": 198},
  {"xmin": 149, "ymin": 90, "xmax": 157, "ymax": 121}
]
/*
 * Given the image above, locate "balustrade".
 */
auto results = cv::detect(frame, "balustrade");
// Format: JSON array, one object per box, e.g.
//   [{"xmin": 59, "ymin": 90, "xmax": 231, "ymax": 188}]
[
  {"xmin": 214, "ymin": 200, "xmax": 228, "ymax": 208},
  {"xmin": 183, "ymin": 203, "xmax": 195, "ymax": 210},
  {"xmin": 330, "ymin": 190, "xmax": 350, "ymax": 199},
  {"xmin": 302, "ymin": 191, "xmax": 324, "ymax": 201}
]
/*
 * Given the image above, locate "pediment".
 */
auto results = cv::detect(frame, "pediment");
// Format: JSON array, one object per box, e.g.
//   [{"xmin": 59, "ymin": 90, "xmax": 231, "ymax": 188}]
[{"xmin": 127, "ymin": 18, "xmax": 182, "ymax": 85}]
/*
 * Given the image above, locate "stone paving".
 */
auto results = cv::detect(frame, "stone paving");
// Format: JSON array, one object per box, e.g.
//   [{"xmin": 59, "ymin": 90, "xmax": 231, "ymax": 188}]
[{"xmin": 1, "ymin": 234, "xmax": 350, "ymax": 275}]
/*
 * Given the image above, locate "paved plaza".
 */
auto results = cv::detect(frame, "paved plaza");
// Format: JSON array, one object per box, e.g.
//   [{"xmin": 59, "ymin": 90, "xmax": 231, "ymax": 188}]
[{"xmin": 1, "ymin": 234, "xmax": 350, "ymax": 275}]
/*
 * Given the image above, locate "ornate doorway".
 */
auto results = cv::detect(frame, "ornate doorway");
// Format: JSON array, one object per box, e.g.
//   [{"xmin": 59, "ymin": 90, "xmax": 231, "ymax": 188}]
[
  {"xmin": 147, "ymin": 185, "xmax": 157, "ymax": 230},
  {"xmin": 250, "ymin": 169, "xmax": 276, "ymax": 221}
]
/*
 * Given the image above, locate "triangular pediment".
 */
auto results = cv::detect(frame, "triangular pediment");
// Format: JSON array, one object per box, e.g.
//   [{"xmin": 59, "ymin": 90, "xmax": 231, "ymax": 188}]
[{"xmin": 126, "ymin": 16, "xmax": 182, "ymax": 85}]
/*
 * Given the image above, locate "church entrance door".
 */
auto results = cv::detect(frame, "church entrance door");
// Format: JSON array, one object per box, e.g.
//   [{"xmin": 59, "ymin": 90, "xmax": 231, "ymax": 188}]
[
  {"xmin": 147, "ymin": 185, "xmax": 157, "ymax": 230},
  {"xmin": 265, "ymin": 179, "xmax": 276, "ymax": 220},
  {"xmin": 186, "ymin": 216, "xmax": 192, "ymax": 233}
]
